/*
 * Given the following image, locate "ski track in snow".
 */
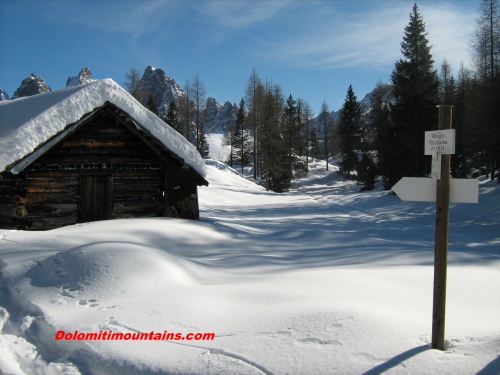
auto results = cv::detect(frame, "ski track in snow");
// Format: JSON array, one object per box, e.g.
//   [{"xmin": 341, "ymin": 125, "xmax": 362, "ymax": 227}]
[{"xmin": 105, "ymin": 318, "xmax": 272, "ymax": 375}]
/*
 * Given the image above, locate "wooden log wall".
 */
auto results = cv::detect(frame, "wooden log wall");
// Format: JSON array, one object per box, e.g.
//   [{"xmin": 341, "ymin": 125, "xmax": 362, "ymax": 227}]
[
  {"xmin": 1, "ymin": 106, "xmax": 201, "ymax": 230},
  {"xmin": 165, "ymin": 168, "xmax": 200, "ymax": 220},
  {"xmin": 0, "ymin": 173, "xmax": 25, "ymax": 227},
  {"xmin": 4, "ymin": 170, "xmax": 79, "ymax": 230},
  {"xmin": 112, "ymin": 169, "xmax": 164, "ymax": 219}
]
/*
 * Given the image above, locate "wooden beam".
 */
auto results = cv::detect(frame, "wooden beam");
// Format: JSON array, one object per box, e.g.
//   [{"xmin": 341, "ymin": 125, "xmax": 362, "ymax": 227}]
[
  {"xmin": 26, "ymin": 204, "xmax": 77, "ymax": 218},
  {"xmin": 27, "ymin": 215, "xmax": 78, "ymax": 230}
]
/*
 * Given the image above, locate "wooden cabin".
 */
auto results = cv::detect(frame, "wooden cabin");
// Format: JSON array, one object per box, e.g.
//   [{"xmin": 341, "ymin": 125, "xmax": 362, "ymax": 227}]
[{"xmin": 0, "ymin": 80, "xmax": 208, "ymax": 230}]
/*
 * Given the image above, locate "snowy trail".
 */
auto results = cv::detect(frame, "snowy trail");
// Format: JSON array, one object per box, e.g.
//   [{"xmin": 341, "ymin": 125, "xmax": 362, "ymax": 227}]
[{"xmin": 0, "ymin": 159, "xmax": 499, "ymax": 374}]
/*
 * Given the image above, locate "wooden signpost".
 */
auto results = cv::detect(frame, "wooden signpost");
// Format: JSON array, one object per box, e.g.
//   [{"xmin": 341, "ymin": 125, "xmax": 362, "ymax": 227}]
[
  {"xmin": 392, "ymin": 105, "xmax": 479, "ymax": 351},
  {"xmin": 432, "ymin": 105, "xmax": 453, "ymax": 351}
]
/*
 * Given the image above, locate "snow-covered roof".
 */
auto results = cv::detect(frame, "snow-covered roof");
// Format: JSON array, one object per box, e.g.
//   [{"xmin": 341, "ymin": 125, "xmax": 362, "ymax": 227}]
[{"xmin": 0, "ymin": 79, "xmax": 206, "ymax": 178}]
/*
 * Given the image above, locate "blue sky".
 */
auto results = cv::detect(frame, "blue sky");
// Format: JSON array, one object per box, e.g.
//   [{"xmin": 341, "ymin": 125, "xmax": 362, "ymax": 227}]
[{"xmin": 1, "ymin": 0, "xmax": 478, "ymax": 113}]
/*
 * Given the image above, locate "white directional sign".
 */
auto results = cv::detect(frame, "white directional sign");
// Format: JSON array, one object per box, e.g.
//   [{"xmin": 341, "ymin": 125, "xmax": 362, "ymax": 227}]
[
  {"xmin": 425, "ymin": 129, "xmax": 456, "ymax": 155},
  {"xmin": 392, "ymin": 177, "xmax": 478, "ymax": 203}
]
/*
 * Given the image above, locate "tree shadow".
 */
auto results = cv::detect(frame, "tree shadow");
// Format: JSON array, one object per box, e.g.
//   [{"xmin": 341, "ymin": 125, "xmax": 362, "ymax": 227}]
[
  {"xmin": 361, "ymin": 345, "xmax": 430, "ymax": 375},
  {"xmin": 476, "ymin": 356, "xmax": 500, "ymax": 375}
]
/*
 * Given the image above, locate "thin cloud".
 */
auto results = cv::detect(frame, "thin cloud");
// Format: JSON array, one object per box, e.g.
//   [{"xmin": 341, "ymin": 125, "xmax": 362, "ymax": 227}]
[
  {"xmin": 259, "ymin": 2, "xmax": 476, "ymax": 72},
  {"xmin": 200, "ymin": 0, "xmax": 295, "ymax": 30},
  {"xmin": 43, "ymin": 0, "xmax": 177, "ymax": 39},
  {"xmin": 194, "ymin": 0, "xmax": 297, "ymax": 48},
  {"xmin": 422, "ymin": 3, "xmax": 476, "ymax": 70}
]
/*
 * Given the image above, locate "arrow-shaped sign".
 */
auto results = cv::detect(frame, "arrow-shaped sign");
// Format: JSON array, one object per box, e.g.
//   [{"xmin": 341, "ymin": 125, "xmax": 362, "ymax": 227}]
[{"xmin": 392, "ymin": 177, "xmax": 478, "ymax": 203}]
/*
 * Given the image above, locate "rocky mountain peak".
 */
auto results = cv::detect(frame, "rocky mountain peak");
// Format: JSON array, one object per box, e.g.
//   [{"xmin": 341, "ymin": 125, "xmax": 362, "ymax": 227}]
[
  {"xmin": 12, "ymin": 73, "xmax": 51, "ymax": 99},
  {"xmin": 66, "ymin": 67, "xmax": 95, "ymax": 87},
  {"xmin": 359, "ymin": 82, "xmax": 393, "ymax": 112},
  {"xmin": 204, "ymin": 99, "xmax": 237, "ymax": 133},
  {"xmin": 135, "ymin": 66, "xmax": 185, "ymax": 116},
  {"xmin": 0, "ymin": 87, "xmax": 9, "ymax": 101}
]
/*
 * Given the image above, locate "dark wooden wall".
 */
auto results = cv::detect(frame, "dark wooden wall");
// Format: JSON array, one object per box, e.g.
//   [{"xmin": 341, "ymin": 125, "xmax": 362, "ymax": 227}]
[
  {"xmin": 165, "ymin": 167, "xmax": 200, "ymax": 220},
  {"xmin": 0, "ymin": 106, "xmax": 202, "ymax": 230}
]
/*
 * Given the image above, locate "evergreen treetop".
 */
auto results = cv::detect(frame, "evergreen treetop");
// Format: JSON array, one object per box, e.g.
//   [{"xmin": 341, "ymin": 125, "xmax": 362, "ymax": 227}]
[{"xmin": 389, "ymin": 3, "xmax": 439, "ymax": 183}]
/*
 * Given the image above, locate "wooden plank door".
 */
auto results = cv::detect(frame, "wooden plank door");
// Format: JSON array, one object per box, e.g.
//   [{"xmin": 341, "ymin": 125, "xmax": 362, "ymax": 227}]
[{"xmin": 78, "ymin": 175, "xmax": 113, "ymax": 223}]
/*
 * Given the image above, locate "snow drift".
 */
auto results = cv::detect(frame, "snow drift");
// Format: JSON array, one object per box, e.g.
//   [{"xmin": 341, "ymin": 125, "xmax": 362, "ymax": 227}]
[{"xmin": 0, "ymin": 159, "xmax": 498, "ymax": 374}]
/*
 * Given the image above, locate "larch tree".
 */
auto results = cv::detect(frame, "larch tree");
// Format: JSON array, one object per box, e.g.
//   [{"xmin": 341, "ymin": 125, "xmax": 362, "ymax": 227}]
[
  {"xmin": 451, "ymin": 64, "xmax": 472, "ymax": 178},
  {"xmin": 124, "ymin": 67, "xmax": 142, "ymax": 99},
  {"xmin": 245, "ymin": 69, "xmax": 264, "ymax": 179},
  {"xmin": 300, "ymin": 100, "xmax": 314, "ymax": 172},
  {"xmin": 180, "ymin": 80, "xmax": 193, "ymax": 142},
  {"xmin": 260, "ymin": 81, "xmax": 291, "ymax": 192},
  {"xmin": 371, "ymin": 81, "xmax": 394, "ymax": 189},
  {"xmin": 192, "ymin": 73, "xmax": 206, "ymax": 153},
  {"xmin": 284, "ymin": 94, "xmax": 298, "ymax": 173},
  {"xmin": 439, "ymin": 58, "xmax": 455, "ymax": 105},
  {"xmin": 471, "ymin": 0, "xmax": 500, "ymax": 180},
  {"xmin": 318, "ymin": 101, "xmax": 331, "ymax": 171}
]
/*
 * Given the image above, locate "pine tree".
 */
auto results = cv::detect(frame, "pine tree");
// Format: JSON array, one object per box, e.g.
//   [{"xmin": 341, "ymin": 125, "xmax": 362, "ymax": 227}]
[
  {"xmin": 166, "ymin": 101, "xmax": 183, "ymax": 134},
  {"xmin": 339, "ymin": 85, "xmax": 362, "ymax": 179},
  {"xmin": 282, "ymin": 95, "xmax": 307, "ymax": 178},
  {"xmin": 223, "ymin": 114, "xmax": 236, "ymax": 167},
  {"xmin": 309, "ymin": 128, "xmax": 323, "ymax": 160},
  {"xmin": 358, "ymin": 117, "xmax": 377, "ymax": 190},
  {"xmin": 146, "ymin": 94, "xmax": 158, "ymax": 116},
  {"xmin": 389, "ymin": 4, "xmax": 439, "ymax": 185},
  {"xmin": 197, "ymin": 123, "xmax": 210, "ymax": 159},
  {"xmin": 230, "ymin": 99, "xmax": 252, "ymax": 174}
]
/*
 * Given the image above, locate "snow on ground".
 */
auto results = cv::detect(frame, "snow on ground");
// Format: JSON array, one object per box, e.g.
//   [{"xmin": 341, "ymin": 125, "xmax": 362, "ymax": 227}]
[
  {"xmin": 207, "ymin": 133, "xmax": 230, "ymax": 163},
  {"xmin": 0, "ymin": 159, "xmax": 499, "ymax": 374}
]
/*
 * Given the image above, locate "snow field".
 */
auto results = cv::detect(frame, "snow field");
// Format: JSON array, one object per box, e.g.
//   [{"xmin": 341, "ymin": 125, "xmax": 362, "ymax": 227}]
[{"xmin": 0, "ymin": 158, "xmax": 498, "ymax": 374}]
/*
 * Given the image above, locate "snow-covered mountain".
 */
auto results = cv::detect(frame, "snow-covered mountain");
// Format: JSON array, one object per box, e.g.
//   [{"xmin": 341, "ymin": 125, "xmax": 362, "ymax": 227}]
[
  {"xmin": 0, "ymin": 88, "xmax": 9, "ymax": 101},
  {"xmin": 204, "ymin": 97, "xmax": 237, "ymax": 133},
  {"xmin": 135, "ymin": 66, "xmax": 185, "ymax": 116},
  {"xmin": 11, "ymin": 73, "xmax": 51, "ymax": 99},
  {"xmin": 66, "ymin": 67, "xmax": 95, "ymax": 87},
  {"xmin": 359, "ymin": 82, "xmax": 393, "ymax": 115}
]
